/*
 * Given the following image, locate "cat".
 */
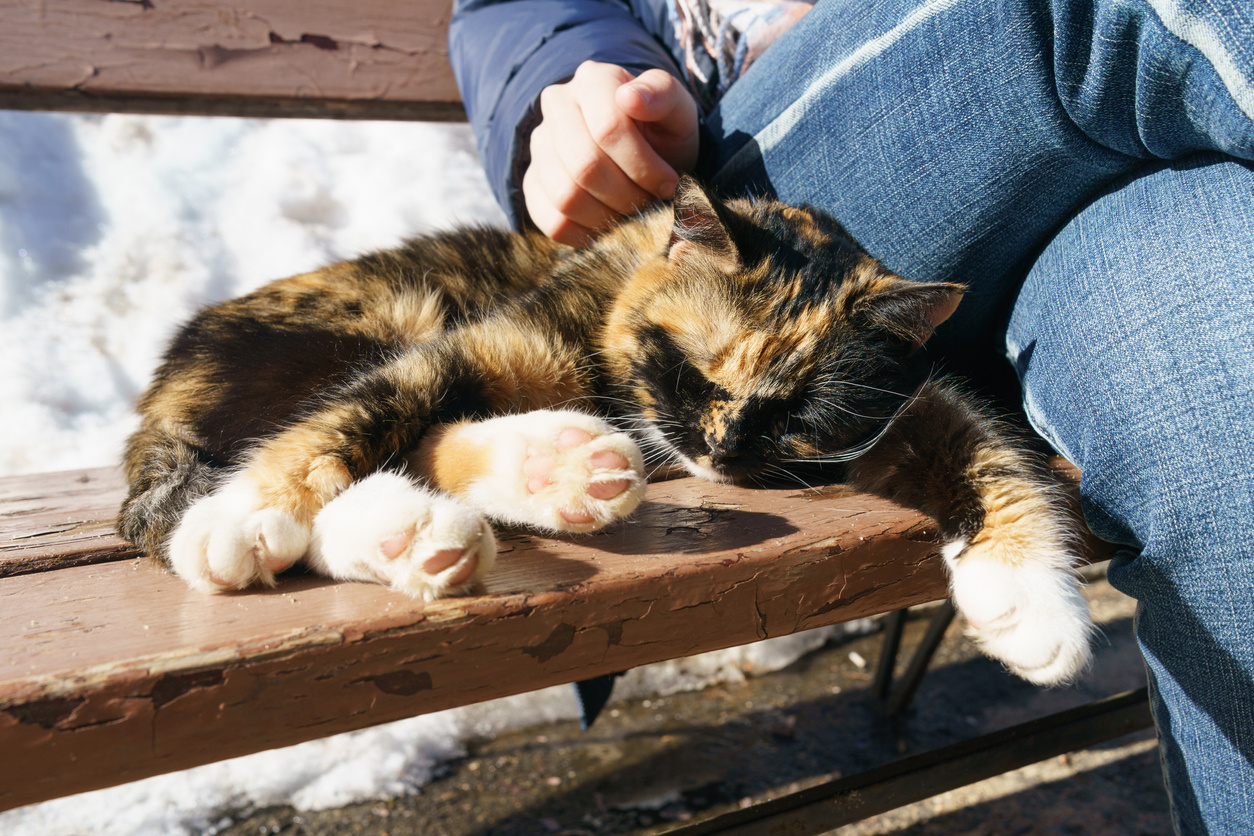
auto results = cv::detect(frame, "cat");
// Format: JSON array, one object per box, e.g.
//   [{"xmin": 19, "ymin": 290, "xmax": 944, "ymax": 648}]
[{"xmin": 118, "ymin": 177, "xmax": 1093, "ymax": 686}]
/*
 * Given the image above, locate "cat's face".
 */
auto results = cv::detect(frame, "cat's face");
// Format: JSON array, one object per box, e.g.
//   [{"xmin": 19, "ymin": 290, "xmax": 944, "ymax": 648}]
[{"xmin": 604, "ymin": 179, "xmax": 962, "ymax": 485}]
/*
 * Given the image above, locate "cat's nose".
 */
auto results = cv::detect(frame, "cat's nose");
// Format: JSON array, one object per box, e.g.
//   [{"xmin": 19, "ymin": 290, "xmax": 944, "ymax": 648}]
[{"xmin": 705, "ymin": 437, "xmax": 740, "ymax": 467}]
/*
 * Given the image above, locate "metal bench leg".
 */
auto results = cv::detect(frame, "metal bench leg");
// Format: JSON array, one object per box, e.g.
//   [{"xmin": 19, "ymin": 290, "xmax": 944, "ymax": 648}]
[
  {"xmin": 873, "ymin": 601, "xmax": 957, "ymax": 716},
  {"xmin": 872, "ymin": 608, "xmax": 907, "ymax": 703}
]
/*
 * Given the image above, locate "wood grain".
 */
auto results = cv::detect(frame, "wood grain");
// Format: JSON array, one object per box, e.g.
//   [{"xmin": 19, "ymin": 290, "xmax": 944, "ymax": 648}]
[
  {"xmin": 0, "ymin": 468, "xmax": 137, "ymax": 576},
  {"xmin": 0, "ymin": 0, "xmax": 465, "ymax": 119}
]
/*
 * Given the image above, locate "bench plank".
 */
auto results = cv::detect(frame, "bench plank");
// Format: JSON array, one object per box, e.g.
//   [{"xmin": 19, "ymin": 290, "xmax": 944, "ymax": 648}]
[
  {"xmin": 0, "ymin": 468, "xmax": 137, "ymax": 577},
  {"xmin": 0, "ymin": 468, "xmax": 955, "ymax": 812},
  {"xmin": 0, "ymin": 0, "xmax": 464, "ymax": 120}
]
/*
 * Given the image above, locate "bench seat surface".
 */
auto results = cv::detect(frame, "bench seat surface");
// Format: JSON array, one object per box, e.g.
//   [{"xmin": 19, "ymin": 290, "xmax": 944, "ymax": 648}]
[{"xmin": 0, "ymin": 467, "xmax": 950, "ymax": 811}]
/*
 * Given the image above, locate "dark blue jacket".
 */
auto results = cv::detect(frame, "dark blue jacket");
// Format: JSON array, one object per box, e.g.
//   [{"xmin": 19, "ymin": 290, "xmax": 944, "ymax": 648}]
[{"xmin": 449, "ymin": 0, "xmax": 684, "ymax": 228}]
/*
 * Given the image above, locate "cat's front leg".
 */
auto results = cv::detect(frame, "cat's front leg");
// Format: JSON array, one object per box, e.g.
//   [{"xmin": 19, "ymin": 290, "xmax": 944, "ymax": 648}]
[
  {"xmin": 309, "ymin": 471, "xmax": 496, "ymax": 600},
  {"xmin": 846, "ymin": 381, "xmax": 1094, "ymax": 685},
  {"xmin": 410, "ymin": 409, "xmax": 646, "ymax": 533},
  {"xmin": 167, "ymin": 470, "xmax": 314, "ymax": 591},
  {"xmin": 941, "ymin": 494, "xmax": 1093, "ymax": 686}
]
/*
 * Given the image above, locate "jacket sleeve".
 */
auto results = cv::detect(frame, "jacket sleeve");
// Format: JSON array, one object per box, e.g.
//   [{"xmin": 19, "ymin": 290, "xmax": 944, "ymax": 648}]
[{"xmin": 449, "ymin": 0, "xmax": 683, "ymax": 229}]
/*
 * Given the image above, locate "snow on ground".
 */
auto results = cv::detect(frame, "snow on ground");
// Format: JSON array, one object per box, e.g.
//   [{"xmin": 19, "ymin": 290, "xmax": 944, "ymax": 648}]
[
  {"xmin": 0, "ymin": 111, "xmax": 852, "ymax": 836},
  {"xmin": 0, "ymin": 110, "xmax": 499, "ymax": 476}
]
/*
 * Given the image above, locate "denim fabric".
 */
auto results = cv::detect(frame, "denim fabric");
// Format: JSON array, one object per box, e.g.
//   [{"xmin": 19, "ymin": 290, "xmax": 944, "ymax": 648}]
[
  {"xmin": 1011, "ymin": 157, "xmax": 1254, "ymax": 832},
  {"xmin": 700, "ymin": 0, "xmax": 1254, "ymax": 831}
]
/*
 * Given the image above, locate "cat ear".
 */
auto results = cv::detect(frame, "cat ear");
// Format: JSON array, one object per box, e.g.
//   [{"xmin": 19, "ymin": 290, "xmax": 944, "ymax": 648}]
[
  {"xmin": 668, "ymin": 177, "xmax": 739, "ymax": 270},
  {"xmin": 855, "ymin": 279, "xmax": 965, "ymax": 351}
]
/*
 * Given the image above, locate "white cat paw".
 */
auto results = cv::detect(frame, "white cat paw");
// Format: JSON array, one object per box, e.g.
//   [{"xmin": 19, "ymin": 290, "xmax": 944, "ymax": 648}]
[
  {"xmin": 309, "ymin": 471, "xmax": 496, "ymax": 600},
  {"xmin": 167, "ymin": 475, "xmax": 310, "ymax": 592},
  {"xmin": 453, "ymin": 409, "xmax": 646, "ymax": 533},
  {"xmin": 946, "ymin": 537, "xmax": 1094, "ymax": 686}
]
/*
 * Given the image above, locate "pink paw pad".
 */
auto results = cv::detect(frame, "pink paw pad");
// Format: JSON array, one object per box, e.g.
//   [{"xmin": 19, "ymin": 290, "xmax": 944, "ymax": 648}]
[
  {"xmin": 375, "ymin": 530, "xmax": 478, "ymax": 586},
  {"xmin": 424, "ymin": 547, "xmax": 478, "ymax": 586},
  {"xmin": 523, "ymin": 446, "xmax": 555, "ymax": 494},
  {"xmin": 586, "ymin": 450, "xmax": 632, "ymax": 500},
  {"xmin": 258, "ymin": 532, "xmax": 298, "ymax": 574},
  {"xmin": 557, "ymin": 427, "xmax": 594, "ymax": 448},
  {"xmin": 380, "ymin": 530, "xmax": 413, "ymax": 560},
  {"xmin": 524, "ymin": 429, "xmax": 634, "ymax": 501}
]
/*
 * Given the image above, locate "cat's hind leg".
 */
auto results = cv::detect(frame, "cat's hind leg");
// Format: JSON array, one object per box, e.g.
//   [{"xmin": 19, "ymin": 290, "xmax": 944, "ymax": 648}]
[
  {"xmin": 412, "ymin": 409, "xmax": 646, "ymax": 533},
  {"xmin": 309, "ymin": 471, "xmax": 495, "ymax": 600},
  {"xmin": 166, "ymin": 473, "xmax": 311, "ymax": 592}
]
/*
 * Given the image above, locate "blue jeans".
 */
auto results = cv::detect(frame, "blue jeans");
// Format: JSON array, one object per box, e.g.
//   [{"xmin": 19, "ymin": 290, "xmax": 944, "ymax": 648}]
[{"xmin": 701, "ymin": 0, "xmax": 1254, "ymax": 831}]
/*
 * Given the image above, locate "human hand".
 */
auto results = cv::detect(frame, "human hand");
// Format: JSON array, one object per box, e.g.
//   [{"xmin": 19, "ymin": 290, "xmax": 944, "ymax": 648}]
[{"xmin": 524, "ymin": 60, "xmax": 700, "ymax": 246}]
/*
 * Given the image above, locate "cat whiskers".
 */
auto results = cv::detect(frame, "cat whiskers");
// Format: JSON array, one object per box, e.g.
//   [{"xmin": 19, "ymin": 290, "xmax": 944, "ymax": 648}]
[
  {"xmin": 805, "ymin": 395, "xmax": 896, "ymax": 423},
  {"xmin": 761, "ymin": 461, "xmax": 819, "ymax": 492},
  {"xmin": 817, "ymin": 378, "xmax": 914, "ymax": 399},
  {"xmin": 784, "ymin": 378, "xmax": 930, "ymax": 465},
  {"xmin": 617, "ymin": 413, "xmax": 687, "ymax": 480}
]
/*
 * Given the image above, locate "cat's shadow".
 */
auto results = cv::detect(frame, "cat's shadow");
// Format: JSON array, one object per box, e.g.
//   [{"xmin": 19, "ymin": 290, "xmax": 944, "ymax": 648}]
[{"xmin": 580, "ymin": 499, "xmax": 799, "ymax": 556}]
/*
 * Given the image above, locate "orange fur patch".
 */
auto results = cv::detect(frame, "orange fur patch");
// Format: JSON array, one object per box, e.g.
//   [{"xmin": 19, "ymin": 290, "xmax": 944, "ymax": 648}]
[
  {"xmin": 409, "ymin": 423, "xmax": 492, "ymax": 497},
  {"xmin": 965, "ymin": 447, "xmax": 1064, "ymax": 567},
  {"xmin": 459, "ymin": 321, "xmax": 590, "ymax": 414},
  {"xmin": 249, "ymin": 424, "xmax": 355, "ymax": 524}
]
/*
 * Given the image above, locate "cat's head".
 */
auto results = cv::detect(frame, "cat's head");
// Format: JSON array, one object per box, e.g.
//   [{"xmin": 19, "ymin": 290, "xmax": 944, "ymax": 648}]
[{"xmin": 603, "ymin": 177, "xmax": 963, "ymax": 484}]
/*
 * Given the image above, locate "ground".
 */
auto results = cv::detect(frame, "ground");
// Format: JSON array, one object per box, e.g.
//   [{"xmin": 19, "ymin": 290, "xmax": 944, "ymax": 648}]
[{"xmin": 218, "ymin": 572, "xmax": 1171, "ymax": 836}]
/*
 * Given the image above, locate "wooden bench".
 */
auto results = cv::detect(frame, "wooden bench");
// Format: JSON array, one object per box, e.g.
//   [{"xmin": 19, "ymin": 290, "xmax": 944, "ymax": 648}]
[{"xmin": 0, "ymin": 2, "xmax": 1151, "ymax": 830}]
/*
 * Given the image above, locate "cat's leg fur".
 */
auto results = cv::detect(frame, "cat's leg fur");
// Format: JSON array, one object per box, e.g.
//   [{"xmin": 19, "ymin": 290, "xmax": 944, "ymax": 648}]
[
  {"xmin": 164, "ymin": 407, "xmax": 643, "ymax": 595},
  {"xmin": 165, "ymin": 425, "xmax": 358, "ymax": 593},
  {"xmin": 410, "ymin": 409, "xmax": 646, "ymax": 533},
  {"xmin": 166, "ymin": 467, "xmax": 494, "ymax": 599},
  {"xmin": 847, "ymin": 380, "xmax": 1094, "ymax": 686},
  {"xmin": 160, "ymin": 311, "xmax": 593, "ymax": 589}
]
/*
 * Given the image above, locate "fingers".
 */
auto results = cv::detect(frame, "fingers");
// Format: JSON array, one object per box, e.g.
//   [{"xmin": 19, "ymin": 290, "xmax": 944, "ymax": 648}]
[
  {"xmin": 522, "ymin": 164, "xmax": 597, "ymax": 246},
  {"xmin": 527, "ymin": 76, "xmax": 659, "ymax": 241},
  {"xmin": 573, "ymin": 68, "xmax": 685, "ymax": 200},
  {"xmin": 615, "ymin": 70, "xmax": 701, "ymax": 186},
  {"xmin": 523, "ymin": 61, "xmax": 700, "ymax": 245}
]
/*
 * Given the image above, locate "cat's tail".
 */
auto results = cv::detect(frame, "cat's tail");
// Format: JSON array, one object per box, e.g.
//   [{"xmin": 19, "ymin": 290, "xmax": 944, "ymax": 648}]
[{"xmin": 118, "ymin": 425, "xmax": 223, "ymax": 562}]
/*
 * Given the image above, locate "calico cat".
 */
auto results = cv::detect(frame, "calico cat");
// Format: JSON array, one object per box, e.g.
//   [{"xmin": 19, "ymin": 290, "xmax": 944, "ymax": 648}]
[{"xmin": 119, "ymin": 177, "xmax": 1092, "ymax": 686}]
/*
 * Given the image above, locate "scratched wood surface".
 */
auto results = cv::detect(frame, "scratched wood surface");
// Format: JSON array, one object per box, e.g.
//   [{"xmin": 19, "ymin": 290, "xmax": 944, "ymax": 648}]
[
  {"xmin": 0, "ymin": 0, "xmax": 464, "ymax": 119},
  {"xmin": 0, "ymin": 466, "xmax": 957, "ymax": 812}
]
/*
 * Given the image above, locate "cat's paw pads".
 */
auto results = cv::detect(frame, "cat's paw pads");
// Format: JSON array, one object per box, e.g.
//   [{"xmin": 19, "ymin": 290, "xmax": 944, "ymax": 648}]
[
  {"xmin": 522, "ymin": 426, "xmax": 637, "ymax": 525},
  {"xmin": 310, "ymin": 471, "xmax": 496, "ymax": 600},
  {"xmin": 946, "ymin": 538, "xmax": 1093, "ymax": 686},
  {"xmin": 512, "ymin": 414, "xmax": 645, "ymax": 532},
  {"xmin": 167, "ymin": 476, "xmax": 309, "ymax": 593}
]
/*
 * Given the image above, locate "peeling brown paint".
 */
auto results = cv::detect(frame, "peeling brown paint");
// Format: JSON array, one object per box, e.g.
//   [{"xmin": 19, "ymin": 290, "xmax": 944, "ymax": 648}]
[
  {"xmin": 0, "ymin": 0, "xmax": 464, "ymax": 119},
  {"xmin": 354, "ymin": 670, "xmax": 433, "ymax": 697},
  {"xmin": 0, "ymin": 464, "xmax": 1109, "ymax": 813},
  {"xmin": 601, "ymin": 620, "xmax": 624, "ymax": 647},
  {"xmin": 151, "ymin": 670, "xmax": 225, "ymax": 708},
  {"xmin": 523, "ymin": 623, "xmax": 578, "ymax": 663},
  {"xmin": 268, "ymin": 31, "xmax": 340, "ymax": 51},
  {"xmin": 6, "ymin": 696, "xmax": 84, "ymax": 729}
]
